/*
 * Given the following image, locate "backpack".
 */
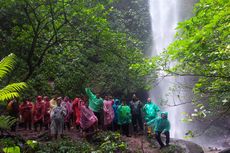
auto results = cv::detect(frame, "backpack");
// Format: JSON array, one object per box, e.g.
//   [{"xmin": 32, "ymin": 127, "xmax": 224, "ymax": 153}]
[{"xmin": 52, "ymin": 107, "xmax": 65, "ymax": 121}]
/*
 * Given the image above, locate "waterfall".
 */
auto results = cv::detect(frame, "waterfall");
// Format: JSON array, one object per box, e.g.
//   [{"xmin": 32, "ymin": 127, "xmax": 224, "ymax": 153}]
[{"xmin": 148, "ymin": 0, "xmax": 197, "ymax": 139}]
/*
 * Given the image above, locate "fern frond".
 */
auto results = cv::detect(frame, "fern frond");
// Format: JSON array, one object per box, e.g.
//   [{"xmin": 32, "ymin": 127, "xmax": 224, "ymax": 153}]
[
  {"xmin": 0, "ymin": 53, "xmax": 17, "ymax": 81},
  {"xmin": 0, "ymin": 115, "xmax": 17, "ymax": 130},
  {"xmin": 0, "ymin": 82, "xmax": 27, "ymax": 102}
]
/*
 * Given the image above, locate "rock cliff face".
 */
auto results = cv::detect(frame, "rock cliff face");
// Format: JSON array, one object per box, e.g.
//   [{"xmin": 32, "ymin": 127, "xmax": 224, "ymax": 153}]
[
  {"xmin": 190, "ymin": 115, "xmax": 230, "ymax": 151},
  {"xmin": 219, "ymin": 148, "xmax": 230, "ymax": 153},
  {"xmin": 171, "ymin": 138, "xmax": 204, "ymax": 153}
]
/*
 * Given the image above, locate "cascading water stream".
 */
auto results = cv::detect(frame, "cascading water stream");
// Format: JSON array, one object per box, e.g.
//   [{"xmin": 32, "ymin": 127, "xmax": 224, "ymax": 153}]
[
  {"xmin": 148, "ymin": 0, "xmax": 197, "ymax": 139},
  {"xmin": 148, "ymin": 1, "xmax": 230, "ymax": 150}
]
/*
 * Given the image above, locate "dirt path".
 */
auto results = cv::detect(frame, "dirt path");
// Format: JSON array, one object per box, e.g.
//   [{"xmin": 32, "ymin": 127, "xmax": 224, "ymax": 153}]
[{"xmin": 122, "ymin": 135, "xmax": 160, "ymax": 153}]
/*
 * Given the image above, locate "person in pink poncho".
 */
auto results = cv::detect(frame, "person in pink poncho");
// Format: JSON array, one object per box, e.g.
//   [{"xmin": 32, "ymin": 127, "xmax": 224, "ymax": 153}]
[
  {"xmin": 80, "ymin": 99, "xmax": 98, "ymax": 135},
  {"xmin": 103, "ymin": 95, "xmax": 114, "ymax": 130}
]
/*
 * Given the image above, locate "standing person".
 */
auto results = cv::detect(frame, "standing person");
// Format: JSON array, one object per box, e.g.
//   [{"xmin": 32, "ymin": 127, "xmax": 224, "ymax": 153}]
[
  {"xmin": 85, "ymin": 88, "xmax": 103, "ymax": 128},
  {"xmin": 72, "ymin": 97, "xmax": 82, "ymax": 129},
  {"xmin": 33, "ymin": 96, "xmax": 45, "ymax": 132},
  {"xmin": 61, "ymin": 96, "xmax": 72, "ymax": 131},
  {"xmin": 103, "ymin": 95, "xmax": 114, "ymax": 130},
  {"xmin": 80, "ymin": 99, "xmax": 98, "ymax": 136},
  {"xmin": 143, "ymin": 97, "xmax": 160, "ymax": 134},
  {"xmin": 129, "ymin": 94, "xmax": 143, "ymax": 134},
  {"xmin": 50, "ymin": 97, "xmax": 66, "ymax": 139},
  {"xmin": 112, "ymin": 98, "xmax": 121, "ymax": 131},
  {"xmin": 7, "ymin": 99, "xmax": 19, "ymax": 132},
  {"xmin": 147, "ymin": 112, "xmax": 170, "ymax": 149},
  {"xmin": 19, "ymin": 99, "xmax": 33, "ymax": 130},
  {"xmin": 43, "ymin": 96, "xmax": 51, "ymax": 130},
  {"xmin": 117, "ymin": 98, "xmax": 132, "ymax": 137}
]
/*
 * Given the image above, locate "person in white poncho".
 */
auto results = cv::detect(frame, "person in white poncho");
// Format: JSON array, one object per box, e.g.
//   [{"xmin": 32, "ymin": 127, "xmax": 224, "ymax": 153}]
[{"xmin": 50, "ymin": 97, "xmax": 66, "ymax": 139}]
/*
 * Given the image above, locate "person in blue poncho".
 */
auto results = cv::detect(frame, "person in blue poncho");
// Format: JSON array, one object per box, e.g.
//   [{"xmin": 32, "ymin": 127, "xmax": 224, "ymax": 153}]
[
  {"xmin": 112, "ymin": 98, "xmax": 121, "ymax": 131},
  {"xmin": 85, "ymin": 88, "xmax": 103, "ymax": 128},
  {"xmin": 147, "ymin": 112, "xmax": 170, "ymax": 149}
]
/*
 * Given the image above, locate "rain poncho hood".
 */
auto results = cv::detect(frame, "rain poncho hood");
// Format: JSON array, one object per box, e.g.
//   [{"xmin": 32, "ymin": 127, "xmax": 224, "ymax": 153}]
[
  {"xmin": 117, "ymin": 105, "xmax": 132, "ymax": 125},
  {"xmin": 143, "ymin": 101, "xmax": 160, "ymax": 122},
  {"xmin": 147, "ymin": 111, "xmax": 170, "ymax": 132},
  {"xmin": 161, "ymin": 112, "xmax": 168, "ymax": 118},
  {"xmin": 85, "ymin": 88, "xmax": 103, "ymax": 112}
]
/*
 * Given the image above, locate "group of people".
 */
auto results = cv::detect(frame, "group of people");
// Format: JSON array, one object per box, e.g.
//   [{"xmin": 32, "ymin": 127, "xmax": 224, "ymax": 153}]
[{"xmin": 6, "ymin": 88, "xmax": 170, "ymax": 149}]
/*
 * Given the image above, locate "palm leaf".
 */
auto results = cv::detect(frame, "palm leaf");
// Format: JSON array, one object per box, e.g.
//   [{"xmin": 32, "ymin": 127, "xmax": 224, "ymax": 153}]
[
  {"xmin": 0, "ymin": 53, "xmax": 17, "ymax": 81},
  {"xmin": 0, "ymin": 115, "xmax": 17, "ymax": 130},
  {"xmin": 0, "ymin": 82, "xmax": 27, "ymax": 102}
]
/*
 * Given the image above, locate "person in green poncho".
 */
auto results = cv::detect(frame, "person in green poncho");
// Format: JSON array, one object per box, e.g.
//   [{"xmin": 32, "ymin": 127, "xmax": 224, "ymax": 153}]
[
  {"xmin": 143, "ymin": 98, "xmax": 160, "ymax": 122},
  {"xmin": 147, "ymin": 112, "xmax": 170, "ymax": 149},
  {"xmin": 85, "ymin": 88, "xmax": 103, "ymax": 127},
  {"xmin": 117, "ymin": 98, "xmax": 132, "ymax": 137},
  {"xmin": 143, "ymin": 97, "xmax": 160, "ymax": 134}
]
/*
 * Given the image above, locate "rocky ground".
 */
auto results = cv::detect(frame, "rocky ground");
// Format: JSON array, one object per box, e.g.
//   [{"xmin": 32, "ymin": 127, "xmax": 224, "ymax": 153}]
[{"xmin": 8, "ymin": 128, "xmax": 218, "ymax": 153}]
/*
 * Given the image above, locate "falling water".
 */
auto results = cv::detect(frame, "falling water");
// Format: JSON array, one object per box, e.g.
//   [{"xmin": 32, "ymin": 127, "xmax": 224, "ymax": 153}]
[{"xmin": 148, "ymin": 0, "xmax": 197, "ymax": 139}]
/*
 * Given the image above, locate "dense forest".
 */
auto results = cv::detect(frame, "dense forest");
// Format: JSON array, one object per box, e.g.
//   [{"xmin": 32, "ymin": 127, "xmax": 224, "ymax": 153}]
[{"xmin": 0, "ymin": 0, "xmax": 155, "ymax": 99}]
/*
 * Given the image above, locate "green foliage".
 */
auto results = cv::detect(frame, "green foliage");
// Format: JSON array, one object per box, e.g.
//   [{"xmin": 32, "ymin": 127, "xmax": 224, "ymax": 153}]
[
  {"xmin": 0, "ymin": 137, "xmax": 18, "ymax": 150},
  {"xmin": 0, "ymin": 115, "xmax": 17, "ymax": 130},
  {"xmin": 3, "ymin": 146, "xmax": 20, "ymax": 153},
  {"xmin": 0, "ymin": 54, "xmax": 16, "ymax": 82},
  {"xmin": 0, "ymin": 83, "xmax": 27, "ymax": 102},
  {"xmin": 89, "ymin": 131, "xmax": 127, "ymax": 152},
  {"xmin": 0, "ymin": 54, "xmax": 27, "ymax": 102},
  {"xmin": 36, "ymin": 139, "xmax": 92, "ymax": 153},
  {"xmin": 0, "ymin": 137, "xmax": 26, "ymax": 153},
  {"xmin": 28, "ymin": 131, "xmax": 127, "ymax": 153},
  {"xmin": 26, "ymin": 140, "xmax": 38, "ymax": 150},
  {"xmin": 108, "ymin": 0, "xmax": 152, "ymax": 51},
  {"xmin": 163, "ymin": 0, "xmax": 230, "ymax": 114},
  {"xmin": 0, "ymin": 137, "xmax": 37, "ymax": 153},
  {"xmin": 0, "ymin": 0, "xmax": 156, "ymax": 98},
  {"xmin": 0, "ymin": 54, "xmax": 27, "ymax": 131}
]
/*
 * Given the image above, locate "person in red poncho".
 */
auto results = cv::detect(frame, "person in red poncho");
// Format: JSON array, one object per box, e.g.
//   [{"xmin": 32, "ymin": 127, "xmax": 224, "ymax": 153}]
[
  {"xmin": 43, "ymin": 96, "xmax": 51, "ymax": 130},
  {"xmin": 72, "ymin": 97, "xmax": 82, "ymax": 129},
  {"xmin": 33, "ymin": 96, "xmax": 45, "ymax": 131},
  {"xmin": 19, "ymin": 99, "xmax": 33, "ymax": 130}
]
